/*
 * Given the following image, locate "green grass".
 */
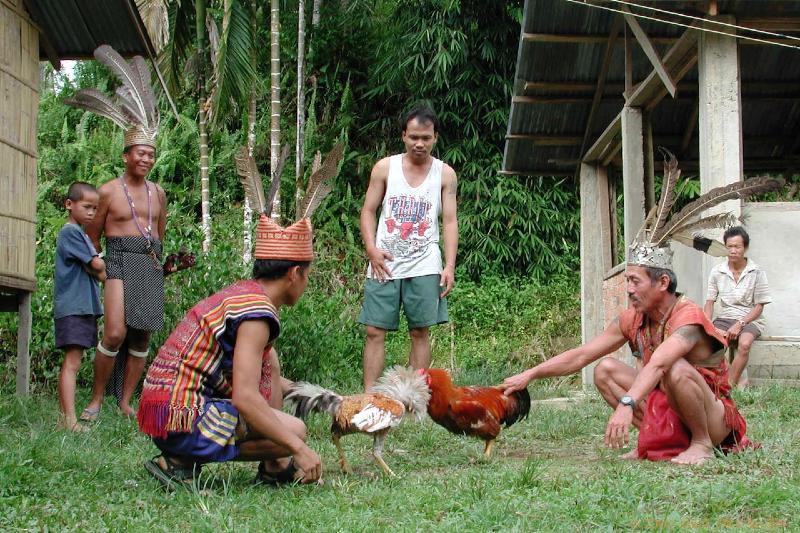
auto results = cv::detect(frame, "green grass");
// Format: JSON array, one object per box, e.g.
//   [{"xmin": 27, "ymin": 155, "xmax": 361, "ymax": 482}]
[{"xmin": 1, "ymin": 384, "xmax": 798, "ymax": 532}]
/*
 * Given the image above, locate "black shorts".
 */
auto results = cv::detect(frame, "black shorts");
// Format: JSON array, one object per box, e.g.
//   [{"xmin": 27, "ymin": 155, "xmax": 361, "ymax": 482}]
[{"xmin": 55, "ymin": 314, "xmax": 99, "ymax": 349}]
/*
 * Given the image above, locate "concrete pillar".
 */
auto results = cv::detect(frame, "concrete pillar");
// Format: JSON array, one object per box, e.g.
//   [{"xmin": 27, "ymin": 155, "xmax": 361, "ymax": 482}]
[
  {"xmin": 621, "ymin": 106, "xmax": 646, "ymax": 249},
  {"xmin": 580, "ymin": 163, "xmax": 612, "ymax": 388},
  {"xmin": 698, "ymin": 15, "xmax": 743, "ymax": 289}
]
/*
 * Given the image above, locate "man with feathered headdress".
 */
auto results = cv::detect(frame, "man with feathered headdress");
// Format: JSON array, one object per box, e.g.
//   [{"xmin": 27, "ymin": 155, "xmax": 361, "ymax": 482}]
[
  {"xmin": 65, "ymin": 45, "xmax": 192, "ymax": 421},
  {"xmin": 136, "ymin": 151, "xmax": 335, "ymax": 488},
  {"xmin": 500, "ymin": 154, "xmax": 781, "ymax": 464}
]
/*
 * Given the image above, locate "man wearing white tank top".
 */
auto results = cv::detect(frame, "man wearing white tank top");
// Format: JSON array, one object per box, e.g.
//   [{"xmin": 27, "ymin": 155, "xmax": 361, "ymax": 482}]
[{"xmin": 359, "ymin": 107, "xmax": 459, "ymax": 390}]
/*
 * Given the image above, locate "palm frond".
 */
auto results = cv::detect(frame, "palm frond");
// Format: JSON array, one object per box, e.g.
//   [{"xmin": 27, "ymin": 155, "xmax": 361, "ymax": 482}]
[
  {"xmin": 209, "ymin": 0, "xmax": 256, "ymax": 128},
  {"xmin": 136, "ymin": 0, "xmax": 170, "ymax": 54}
]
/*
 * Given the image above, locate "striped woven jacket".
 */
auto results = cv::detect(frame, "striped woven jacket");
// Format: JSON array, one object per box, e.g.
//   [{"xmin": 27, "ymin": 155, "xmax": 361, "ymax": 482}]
[{"xmin": 137, "ymin": 279, "xmax": 280, "ymax": 438}]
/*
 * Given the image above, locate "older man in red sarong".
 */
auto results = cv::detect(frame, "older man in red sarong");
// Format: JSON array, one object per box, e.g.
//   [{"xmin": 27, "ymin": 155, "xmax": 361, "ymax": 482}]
[{"xmin": 498, "ymin": 158, "xmax": 778, "ymax": 464}]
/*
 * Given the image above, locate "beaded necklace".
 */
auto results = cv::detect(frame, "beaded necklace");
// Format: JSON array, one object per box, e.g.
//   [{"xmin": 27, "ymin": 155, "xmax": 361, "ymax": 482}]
[{"xmin": 120, "ymin": 174, "xmax": 160, "ymax": 269}]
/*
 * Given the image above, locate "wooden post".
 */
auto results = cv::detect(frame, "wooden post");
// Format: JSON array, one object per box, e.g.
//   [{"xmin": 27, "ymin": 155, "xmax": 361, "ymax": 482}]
[
  {"xmin": 16, "ymin": 291, "xmax": 31, "ymax": 396},
  {"xmin": 621, "ymin": 106, "xmax": 646, "ymax": 249},
  {"xmin": 580, "ymin": 163, "xmax": 612, "ymax": 389}
]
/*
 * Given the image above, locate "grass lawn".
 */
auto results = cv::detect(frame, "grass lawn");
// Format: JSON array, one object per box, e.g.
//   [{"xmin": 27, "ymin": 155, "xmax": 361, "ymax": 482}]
[{"xmin": 1, "ymin": 383, "xmax": 798, "ymax": 532}]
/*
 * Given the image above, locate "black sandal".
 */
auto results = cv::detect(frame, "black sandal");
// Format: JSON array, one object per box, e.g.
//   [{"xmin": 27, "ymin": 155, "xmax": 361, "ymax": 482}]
[
  {"xmin": 144, "ymin": 455, "xmax": 200, "ymax": 490},
  {"xmin": 254, "ymin": 458, "xmax": 298, "ymax": 486}
]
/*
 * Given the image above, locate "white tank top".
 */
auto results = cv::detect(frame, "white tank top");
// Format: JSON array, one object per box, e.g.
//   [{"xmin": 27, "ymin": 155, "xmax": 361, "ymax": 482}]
[{"xmin": 368, "ymin": 154, "xmax": 443, "ymax": 280}]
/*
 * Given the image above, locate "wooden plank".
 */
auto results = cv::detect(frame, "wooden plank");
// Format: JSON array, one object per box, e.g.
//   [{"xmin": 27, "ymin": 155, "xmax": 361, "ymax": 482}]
[
  {"xmin": 505, "ymin": 134, "xmax": 582, "ymax": 145},
  {"xmin": 522, "ymin": 32, "xmax": 675, "ymax": 45},
  {"xmin": 739, "ymin": 17, "xmax": 800, "ymax": 32},
  {"xmin": 622, "ymin": 6, "xmax": 677, "ymax": 97},
  {"xmin": 523, "ymin": 80, "xmax": 800, "ymax": 95},
  {"xmin": 578, "ymin": 17, "xmax": 623, "ymax": 177},
  {"xmin": 628, "ymin": 27, "xmax": 699, "ymax": 107},
  {"xmin": 512, "ymin": 95, "xmax": 594, "ymax": 104},
  {"xmin": 16, "ymin": 291, "xmax": 31, "ymax": 396},
  {"xmin": 621, "ymin": 106, "xmax": 646, "ymax": 249},
  {"xmin": 498, "ymin": 169, "xmax": 574, "ymax": 177},
  {"xmin": 583, "ymin": 111, "xmax": 622, "ymax": 163}
]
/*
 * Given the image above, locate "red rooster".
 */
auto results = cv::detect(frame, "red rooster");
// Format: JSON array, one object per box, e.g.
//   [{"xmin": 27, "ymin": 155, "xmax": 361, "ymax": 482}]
[{"xmin": 421, "ymin": 368, "xmax": 530, "ymax": 457}]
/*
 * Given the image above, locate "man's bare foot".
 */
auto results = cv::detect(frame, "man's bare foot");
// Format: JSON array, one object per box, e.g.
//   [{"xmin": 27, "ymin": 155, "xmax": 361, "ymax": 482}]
[
  {"xmin": 119, "ymin": 405, "xmax": 136, "ymax": 417},
  {"xmin": 671, "ymin": 443, "xmax": 715, "ymax": 465},
  {"xmin": 736, "ymin": 379, "xmax": 750, "ymax": 391},
  {"xmin": 619, "ymin": 449, "xmax": 639, "ymax": 460}
]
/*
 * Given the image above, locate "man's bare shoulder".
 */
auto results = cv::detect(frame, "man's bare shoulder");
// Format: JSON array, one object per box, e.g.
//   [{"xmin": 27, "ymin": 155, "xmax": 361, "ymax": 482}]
[
  {"xmin": 672, "ymin": 324, "xmax": 705, "ymax": 344},
  {"xmin": 370, "ymin": 157, "xmax": 391, "ymax": 179},
  {"xmin": 97, "ymin": 178, "xmax": 120, "ymax": 194}
]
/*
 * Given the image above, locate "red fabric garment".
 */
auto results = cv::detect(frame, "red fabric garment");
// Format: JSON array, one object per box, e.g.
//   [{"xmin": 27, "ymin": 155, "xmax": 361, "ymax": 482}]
[{"xmin": 618, "ymin": 296, "xmax": 758, "ymax": 461}]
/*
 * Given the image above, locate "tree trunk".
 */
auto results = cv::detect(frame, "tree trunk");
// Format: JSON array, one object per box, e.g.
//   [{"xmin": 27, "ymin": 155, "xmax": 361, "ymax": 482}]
[
  {"xmin": 312, "ymin": 0, "xmax": 322, "ymax": 27},
  {"xmin": 269, "ymin": 0, "xmax": 281, "ymax": 221},
  {"xmin": 243, "ymin": 1, "xmax": 258, "ymax": 263},
  {"xmin": 295, "ymin": 0, "xmax": 306, "ymax": 212},
  {"xmin": 197, "ymin": 0, "xmax": 211, "ymax": 252}
]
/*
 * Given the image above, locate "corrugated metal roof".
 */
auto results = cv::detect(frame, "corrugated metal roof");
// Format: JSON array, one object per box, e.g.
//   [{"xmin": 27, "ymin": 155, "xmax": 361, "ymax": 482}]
[
  {"xmin": 504, "ymin": 0, "xmax": 800, "ymax": 176},
  {"xmin": 23, "ymin": 0, "xmax": 154, "ymax": 60}
]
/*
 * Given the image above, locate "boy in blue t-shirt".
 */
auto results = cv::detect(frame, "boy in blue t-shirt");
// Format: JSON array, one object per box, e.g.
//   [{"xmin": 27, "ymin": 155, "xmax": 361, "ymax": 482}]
[{"xmin": 55, "ymin": 182, "xmax": 106, "ymax": 432}]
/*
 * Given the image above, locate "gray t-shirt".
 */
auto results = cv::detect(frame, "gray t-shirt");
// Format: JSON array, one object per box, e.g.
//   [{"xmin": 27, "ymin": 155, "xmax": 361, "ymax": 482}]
[{"xmin": 54, "ymin": 223, "xmax": 103, "ymax": 319}]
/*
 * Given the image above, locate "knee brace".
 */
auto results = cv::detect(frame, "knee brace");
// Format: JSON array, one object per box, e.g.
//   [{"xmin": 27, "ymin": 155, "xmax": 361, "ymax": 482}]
[
  {"xmin": 128, "ymin": 348, "xmax": 150, "ymax": 359},
  {"xmin": 96, "ymin": 342, "xmax": 119, "ymax": 358}
]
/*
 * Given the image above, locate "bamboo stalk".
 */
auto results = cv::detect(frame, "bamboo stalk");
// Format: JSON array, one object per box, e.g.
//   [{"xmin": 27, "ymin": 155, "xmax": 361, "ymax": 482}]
[
  {"xmin": 270, "ymin": 0, "xmax": 281, "ymax": 221},
  {"xmin": 295, "ymin": 0, "xmax": 307, "ymax": 216}
]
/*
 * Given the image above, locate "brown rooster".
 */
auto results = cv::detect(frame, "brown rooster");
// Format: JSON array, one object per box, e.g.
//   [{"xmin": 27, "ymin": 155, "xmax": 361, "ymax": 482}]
[
  {"xmin": 284, "ymin": 366, "xmax": 429, "ymax": 476},
  {"xmin": 421, "ymin": 368, "xmax": 530, "ymax": 457}
]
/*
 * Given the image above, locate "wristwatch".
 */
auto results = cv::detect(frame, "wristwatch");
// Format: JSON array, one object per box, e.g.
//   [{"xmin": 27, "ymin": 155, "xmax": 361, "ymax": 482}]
[
  {"xmin": 619, "ymin": 395, "xmax": 636, "ymax": 408},
  {"xmin": 738, "ymin": 319, "xmax": 747, "ymax": 327}
]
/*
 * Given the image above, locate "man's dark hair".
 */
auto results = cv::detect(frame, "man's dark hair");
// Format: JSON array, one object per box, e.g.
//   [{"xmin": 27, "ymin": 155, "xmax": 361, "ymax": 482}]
[
  {"xmin": 67, "ymin": 181, "xmax": 98, "ymax": 202},
  {"xmin": 723, "ymin": 226, "xmax": 750, "ymax": 247},
  {"xmin": 402, "ymin": 106, "xmax": 439, "ymax": 133},
  {"xmin": 644, "ymin": 266, "xmax": 678, "ymax": 294},
  {"xmin": 253, "ymin": 259, "xmax": 311, "ymax": 281}
]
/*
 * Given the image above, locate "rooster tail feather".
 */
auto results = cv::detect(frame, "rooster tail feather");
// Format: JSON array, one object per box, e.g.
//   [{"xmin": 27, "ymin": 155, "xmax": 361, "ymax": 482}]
[
  {"xmin": 283, "ymin": 382, "xmax": 342, "ymax": 419},
  {"xmin": 503, "ymin": 387, "xmax": 531, "ymax": 428},
  {"xmin": 371, "ymin": 365, "xmax": 430, "ymax": 420}
]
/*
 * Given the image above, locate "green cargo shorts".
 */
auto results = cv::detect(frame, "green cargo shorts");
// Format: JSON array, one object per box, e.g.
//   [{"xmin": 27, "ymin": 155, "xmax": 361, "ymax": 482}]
[{"xmin": 358, "ymin": 274, "xmax": 448, "ymax": 331}]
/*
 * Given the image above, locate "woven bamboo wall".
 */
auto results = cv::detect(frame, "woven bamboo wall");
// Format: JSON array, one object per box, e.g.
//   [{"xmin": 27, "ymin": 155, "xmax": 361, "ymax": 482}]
[{"xmin": 0, "ymin": 0, "xmax": 38, "ymax": 292}]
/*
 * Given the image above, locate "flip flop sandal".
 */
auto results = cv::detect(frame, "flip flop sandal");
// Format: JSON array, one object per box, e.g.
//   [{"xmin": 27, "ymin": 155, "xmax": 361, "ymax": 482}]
[
  {"xmin": 79, "ymin": 407, "xmax": 100, "ymax": 423},
  {"xmin": 254, "ymin": 458, "xmax": 299, "ymax": 486},
  {"xmin": 144, "ymin": 455, "xmax": 199, "ymax": 490}
]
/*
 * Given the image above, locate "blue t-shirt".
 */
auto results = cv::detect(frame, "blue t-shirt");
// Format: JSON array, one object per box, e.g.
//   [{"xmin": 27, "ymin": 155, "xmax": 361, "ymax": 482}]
[{"xmin": 54, "ymin": 223, "xmax": 103, "ymax": 319}]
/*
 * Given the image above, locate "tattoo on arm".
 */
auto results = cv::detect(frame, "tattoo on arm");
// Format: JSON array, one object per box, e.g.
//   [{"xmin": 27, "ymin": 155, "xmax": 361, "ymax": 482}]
[{"xmin": 672, "ymin": 325, "xmax": 703, "ymax": 345}]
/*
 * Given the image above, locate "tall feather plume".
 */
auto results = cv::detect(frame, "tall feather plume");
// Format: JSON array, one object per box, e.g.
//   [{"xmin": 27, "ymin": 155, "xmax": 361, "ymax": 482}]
[
  {"xmin": 299, "ymin": 141, "xmax": 344, "ymax": 219},
  {"xmin": 651, "ymin": 148, "xmax": 681, "ymax": 236},
  {"xmin": 131, "ymin": 56, "xmax": 157, "ymax": 127},
  {"xmin": 654, "ymin": 176, "xmax": 784, "ymax": 245},
  {"xmin": 634, "ymin": 205, "xmax": 658, "ymax": 245},
  {"xmin": 63, "ymin": 89, "xmax": 129, "ymax": 129},
  {"xmin": 671, "ymin": 211, "xmax": 739, "ymax": 236},
  {"xmin": 672, "ymin": 232, "xmax": 729, "ymax": 257},
  {"xmin": 93, "ymin": 45, "xmax": 150, "ymax": 128},
  {"xmin": 235, "ymin": 147, "xmax": 268, "ymax": 215}
]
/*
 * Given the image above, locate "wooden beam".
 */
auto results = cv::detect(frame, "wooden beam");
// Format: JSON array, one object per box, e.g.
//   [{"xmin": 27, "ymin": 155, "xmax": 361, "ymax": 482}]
[
  {"xmin": 522, "ymin": 32, "xmax": 675, "ymax": 45},
  {"xmin": 523, "ymin": 80, "xmax": 800, "ymax": 95},
  {"xmin": 512, "ymin": 95, "xmax": 593, "ymax": 104},
  {"xmin": 505, "ymin": 134, "xmax": 582, "ymax": 145},
  {"xmin": 584, "ymin": 111, "xmax": 622, "ymax": 163},
  {"xmin": 16, "ymin": 292, "xmax": 32, "ymax": 396},
  {"xmin": 578, "ymin": 17, "xmax": 623, "ymax": 177},
  {"xmin": 628, "ymin": 26, "xmax": 699, "ymax": 107},
  {"xmin": 738, "ymin": 17, "xmax": 800, "ymax": 32},
  {"xmin": 498, "ymin": 169, "xmax": 575, "ymax": 177},
  {"xmin": 680, "ymin": 102, "xmax": 699, "ymax": 155},
  {"xmin": 622, "ymin": 5, "xmax": 677, "ymax": 97}
]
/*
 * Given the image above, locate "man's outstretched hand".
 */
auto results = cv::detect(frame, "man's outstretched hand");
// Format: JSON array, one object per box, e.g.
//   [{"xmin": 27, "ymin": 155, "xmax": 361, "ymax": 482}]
[{"xmin": 163, "ymin": 248, "xmax": 196, "ymax": 276}]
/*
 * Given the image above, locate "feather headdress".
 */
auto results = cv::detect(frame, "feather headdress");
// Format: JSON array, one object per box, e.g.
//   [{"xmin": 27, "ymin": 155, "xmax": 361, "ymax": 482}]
[
  {"xmin": 64, "ymin": 45, "xmax": 159, "ymax": 149},
  {"xmin": 235, "ymin": 141, "xmax": 344, "ymax": 261},
  {"xmin": 629, "ymin": 150, "xmax": 784, "ymax": 269}
]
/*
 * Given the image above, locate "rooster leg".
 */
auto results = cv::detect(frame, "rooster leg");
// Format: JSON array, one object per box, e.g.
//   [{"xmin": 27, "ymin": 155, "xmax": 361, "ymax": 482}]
[
  {"xmin": 332, "ymin": 434, "xmax": 353, "ymax": 474},
  {"xmin": 372, "ymin": 430, "xmax": 396, "ymax": 477},
  {"xmin": 483, "ymin": 439, "xmax": 495, "ymax": 458}
]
